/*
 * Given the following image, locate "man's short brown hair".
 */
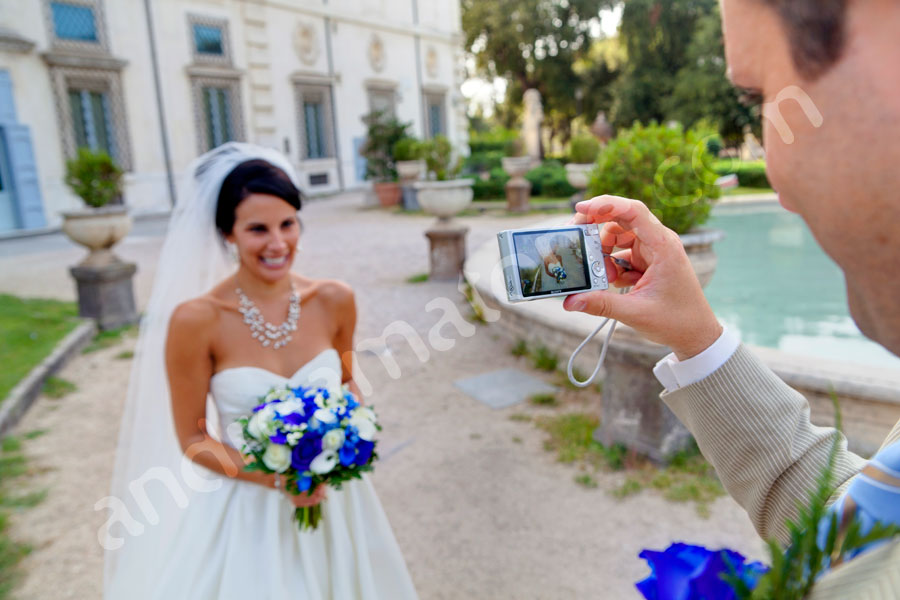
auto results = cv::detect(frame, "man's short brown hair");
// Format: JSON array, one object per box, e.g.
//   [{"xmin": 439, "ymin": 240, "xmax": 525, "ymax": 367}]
[{"xmin": 762, "ymin": 0, "xmax": 847, "ymax": 79}]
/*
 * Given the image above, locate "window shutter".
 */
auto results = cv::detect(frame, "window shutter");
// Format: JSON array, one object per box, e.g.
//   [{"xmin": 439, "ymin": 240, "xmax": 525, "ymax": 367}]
[{"xmin": 0, "ymin": 125, "xmax": 47, "ymax": 229}]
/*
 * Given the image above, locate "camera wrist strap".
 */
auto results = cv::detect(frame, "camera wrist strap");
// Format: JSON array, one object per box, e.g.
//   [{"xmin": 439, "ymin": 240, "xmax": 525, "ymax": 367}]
[
  {"xmin": 565, "ymin": 286, "xmax": 628, "ymax": 388},
  {"xmin": 566, "ymin": 317, "xmax": 617, "ymax": 388}
]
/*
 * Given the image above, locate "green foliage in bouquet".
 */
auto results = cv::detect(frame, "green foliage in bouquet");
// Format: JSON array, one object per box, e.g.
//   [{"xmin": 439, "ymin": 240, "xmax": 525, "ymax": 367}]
[
  {"xmin": 725, "ymin": 398, "xmax": 900, "ymax": 599},
  {"xmin": 587, "ymin": 122, "xmax": 721, "ymax": 234},
  {"xmin": 64, "ymin": 148, "xmax": 123, "ymax": 208}
]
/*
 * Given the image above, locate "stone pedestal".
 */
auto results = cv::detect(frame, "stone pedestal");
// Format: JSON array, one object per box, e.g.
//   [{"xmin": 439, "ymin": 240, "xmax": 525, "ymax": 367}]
[
  {"xmin": 70, "ymin": 261, "xmax": 138, "ymax": 330},
  {"xmin": 505, "ymin": 179, "xmax": 531, "ymax": 213},
  {"xmin": 425, "ymin": 224, "xmax": 468, "ymax": 281},
  {"xmin": 594, "ymin": 330, "xmax": 693, "ymax": 463},
  {"xmin": 401, "ymin": 185, "xmax": 420, "ymax": 211}
]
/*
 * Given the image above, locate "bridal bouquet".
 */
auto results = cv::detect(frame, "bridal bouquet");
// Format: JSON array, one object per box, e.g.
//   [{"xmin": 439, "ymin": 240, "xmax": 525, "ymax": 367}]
[{"xmin": 237, "ymin": 384, "xmax": 378, "ymax": 530}]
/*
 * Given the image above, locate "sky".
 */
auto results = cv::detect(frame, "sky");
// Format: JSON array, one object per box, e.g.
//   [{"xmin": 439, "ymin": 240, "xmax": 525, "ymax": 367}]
[{"xmin": 460, "ymin": 4, "xmax": 623, "ymax": 118}]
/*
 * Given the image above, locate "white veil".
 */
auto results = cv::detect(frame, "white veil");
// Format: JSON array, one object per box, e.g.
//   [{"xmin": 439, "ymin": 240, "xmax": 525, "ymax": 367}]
[{"xmin": 101, "ymin": 143, "xmax": 302, "ymax": 597}]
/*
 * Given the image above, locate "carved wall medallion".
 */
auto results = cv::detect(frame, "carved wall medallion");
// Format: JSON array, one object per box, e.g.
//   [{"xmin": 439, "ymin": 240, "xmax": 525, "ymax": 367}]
[
  {"xmin": 294, "ymin": 21, "xmax": 319, "ymax": 66},
  {"xmin": 368, "ymin": 34, "xmax": 385, "ymax": 73},
  {"xmin": 425, "ymin": 45, "xmax": 439, "ymax": 78}
]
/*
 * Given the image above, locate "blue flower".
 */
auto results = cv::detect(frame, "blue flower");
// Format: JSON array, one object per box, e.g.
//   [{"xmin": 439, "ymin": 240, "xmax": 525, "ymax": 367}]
[
  {"xmin": 297, "ymin": 474, "xmax": 312, "ymax": 492},
  {"xmin": 345, "ymin": 426, "xmax": 359, "ymax": 445},
  {"xmin": 355, "ymin": 440, "xmax": 375, "ymax": 466},
  {"xmin": 291, "ymin": 435, "xmax": 322, "ymax": 472},
  {"xmin": 269, "ymin": 431, "xmax": 288, "ymax": 445},
  {"xmin": 636, "ymin": 543, "xmax": 768, "ymax": 600},
  {"xmin": 281, "ymin": 412, "xmax": 307, "ymax": 426},
  {"xmin": 340, "ymin": 444, "xmax": 357, "ymax": 467}
]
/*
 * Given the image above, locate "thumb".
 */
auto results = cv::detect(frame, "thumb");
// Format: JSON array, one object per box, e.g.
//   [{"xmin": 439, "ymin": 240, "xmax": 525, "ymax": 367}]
[{"xmin": 563, "ymin": 290, "xmax": 633, "ymax": 322}]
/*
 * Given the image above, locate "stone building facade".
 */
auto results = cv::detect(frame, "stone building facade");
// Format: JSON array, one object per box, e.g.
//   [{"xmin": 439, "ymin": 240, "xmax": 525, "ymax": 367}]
[{"xmin": 0, "ymin": 0, "xmax": 467, "ymax": 232}]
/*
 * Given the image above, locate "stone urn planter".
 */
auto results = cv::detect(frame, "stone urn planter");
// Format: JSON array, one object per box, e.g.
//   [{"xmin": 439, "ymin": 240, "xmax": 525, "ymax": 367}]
[
  {"xmin": 415, "ymin": 178, "xmax": 474, "ymax": 281},
  {"xmin": 565, "ymin": 163, "xmax": 595, "ymax": 209},
  {"xmin": 501, "ymin": 156, "xmax": 533, "ymax": 213},
  {"xmin": 373, "ymin": 181, "xmax": 402, "ymax": 207},
  {"xmin": 61, "ymin": 205, "xmax": 132, "ymax": 268},
  {"xmin": 396, "ymin": 159, "xmax": 426, "ymax": 183},
  {"xmin": 396, "ymin": 159, "xmax": 425, "ymax": 211},
  {"xmin": 414, "ymin": 178, "xmax": 474, "ymax": 221}
]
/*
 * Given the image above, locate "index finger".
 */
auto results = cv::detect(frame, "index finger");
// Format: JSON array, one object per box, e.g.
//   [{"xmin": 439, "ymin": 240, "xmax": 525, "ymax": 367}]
[{"xmin": 575, "ymin": 195, "xmax": 670, "ymax": 250}]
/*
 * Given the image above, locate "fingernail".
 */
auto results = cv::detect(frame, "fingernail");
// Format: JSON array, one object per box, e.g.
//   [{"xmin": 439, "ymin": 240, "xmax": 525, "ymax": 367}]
[{"xmin": 566, "ymin": 298, "xmax": 586, "ymax": 312}]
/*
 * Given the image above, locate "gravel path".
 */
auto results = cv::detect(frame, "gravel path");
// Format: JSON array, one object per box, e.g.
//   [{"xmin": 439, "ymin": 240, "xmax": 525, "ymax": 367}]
[{"xmin": 4, "ymin": 194, "xmax": 766, "ymax": 599}]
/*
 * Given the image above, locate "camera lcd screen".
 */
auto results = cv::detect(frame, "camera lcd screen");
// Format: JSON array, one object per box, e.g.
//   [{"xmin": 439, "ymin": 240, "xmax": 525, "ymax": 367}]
[{"xmin": 512, "ymin": 228, "xmax": 590, "ymax": 297}]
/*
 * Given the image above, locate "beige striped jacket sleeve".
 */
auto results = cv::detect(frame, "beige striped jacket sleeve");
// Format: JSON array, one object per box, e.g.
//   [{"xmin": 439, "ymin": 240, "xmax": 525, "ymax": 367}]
[{"xmin": 660, "ymin": 343, "xmax": 900, "ymax": 598}]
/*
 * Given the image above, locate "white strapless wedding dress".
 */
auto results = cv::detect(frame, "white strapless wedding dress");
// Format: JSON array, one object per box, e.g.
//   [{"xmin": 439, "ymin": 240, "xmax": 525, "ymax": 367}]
[{"xmin": 123, "ymin": 349, "xmax": 418, "ymax": 600}]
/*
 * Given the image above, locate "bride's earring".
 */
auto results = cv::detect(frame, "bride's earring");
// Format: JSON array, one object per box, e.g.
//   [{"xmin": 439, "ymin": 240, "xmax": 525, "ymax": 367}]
[{"xmin": 225, "ymin": 241, "xmax": 240, "ymax": 263}]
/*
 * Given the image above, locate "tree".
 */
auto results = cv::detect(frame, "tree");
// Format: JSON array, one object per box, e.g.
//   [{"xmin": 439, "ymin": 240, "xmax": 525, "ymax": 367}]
[
  {"xmin": 462, "ymin": 0, "xmax": 613, "ymax": 143},
  {"xmin": 664, "ymin": 8, "xmax": 760, "ymax": 146},
  {"xmin": 610, "ymin": 0, "xmax": 717, "ymax": 128}
]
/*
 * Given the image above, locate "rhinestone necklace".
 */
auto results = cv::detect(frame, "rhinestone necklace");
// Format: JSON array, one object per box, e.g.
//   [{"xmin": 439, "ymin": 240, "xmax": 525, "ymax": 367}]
[{"xmin": 236, "ymin": 284, "xmax": 300, "ymax": 349}]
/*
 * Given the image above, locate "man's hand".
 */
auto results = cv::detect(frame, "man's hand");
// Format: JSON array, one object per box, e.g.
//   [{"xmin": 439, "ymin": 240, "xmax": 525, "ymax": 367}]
[{"xmin": 564, "ymin": 195, "xmax": 722, "ymax": 360}]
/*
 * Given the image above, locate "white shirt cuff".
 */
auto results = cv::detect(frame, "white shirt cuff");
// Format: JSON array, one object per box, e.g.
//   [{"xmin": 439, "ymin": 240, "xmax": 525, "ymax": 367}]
[{"xmin": 653, "ymin": 326, "xmax": 740, "ymax": 392}]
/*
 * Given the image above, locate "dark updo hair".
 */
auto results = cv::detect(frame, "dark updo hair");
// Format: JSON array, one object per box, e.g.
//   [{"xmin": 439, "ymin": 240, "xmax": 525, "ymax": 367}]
[{"xmin": 215, "ymin": 159, "xmax": 302, "ymax": 235}]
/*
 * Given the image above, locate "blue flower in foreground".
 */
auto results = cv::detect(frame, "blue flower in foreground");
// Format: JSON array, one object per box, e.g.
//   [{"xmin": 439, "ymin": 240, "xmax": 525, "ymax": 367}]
[
  {"xmin": 291, "ymin": 435, "xmax": 322, "ymax": 472},
  {"xmin": 636, "ymin": 543, "xmax": 768, "ymax": 600}
]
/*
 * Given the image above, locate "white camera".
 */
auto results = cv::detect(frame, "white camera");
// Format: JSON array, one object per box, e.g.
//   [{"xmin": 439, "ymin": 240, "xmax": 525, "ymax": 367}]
[{"xmin": 497, "ymin": 224, "xmax": 609, "ymax": 303}]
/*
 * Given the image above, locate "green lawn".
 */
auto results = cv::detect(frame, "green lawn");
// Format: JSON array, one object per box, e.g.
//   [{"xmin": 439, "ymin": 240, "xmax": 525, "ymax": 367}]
[
  {"xmin": 723, "ymin": 186, "xmax": 775, "ymax": 196},
  {"xmin": 0, "ymin": 295, "xmax": 80, "ymax": 404}
]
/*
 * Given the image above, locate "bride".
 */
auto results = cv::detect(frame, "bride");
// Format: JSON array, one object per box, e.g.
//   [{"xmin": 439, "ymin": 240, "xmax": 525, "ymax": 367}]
[{"xmin": 102, "ymin": 143, "xmax": 417, "ymax": 599}]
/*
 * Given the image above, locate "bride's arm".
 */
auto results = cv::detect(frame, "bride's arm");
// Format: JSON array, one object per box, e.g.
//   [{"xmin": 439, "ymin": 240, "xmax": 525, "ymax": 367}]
[
  {"xmin": 165, "ymin": 300, "xmax": 277, "ymax": 489},
  {"xmin": 327, "ymin": 282, "xmax": 362, "ymax": 400}
]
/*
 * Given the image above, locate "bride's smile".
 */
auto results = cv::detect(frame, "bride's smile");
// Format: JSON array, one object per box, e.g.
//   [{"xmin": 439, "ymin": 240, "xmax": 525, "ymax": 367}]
[{"xmin": 226, "ymin": 193, "xmax": 301, "ymax": 284}]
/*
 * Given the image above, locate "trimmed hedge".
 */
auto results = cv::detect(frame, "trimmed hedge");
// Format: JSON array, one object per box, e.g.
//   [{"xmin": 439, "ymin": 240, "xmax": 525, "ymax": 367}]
[
  {"xmin": 525, "ymin": 160, "xmax": 576, "ymax": 198},
  {"xmin": 712, "ymin": 159, "xmax": 770, "ymax": 188}
]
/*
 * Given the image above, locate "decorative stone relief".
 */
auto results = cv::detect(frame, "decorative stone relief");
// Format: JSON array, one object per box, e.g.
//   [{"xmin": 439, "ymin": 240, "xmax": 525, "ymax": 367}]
[
  {"xmin": 293, "ymin": 21, "xmax": 319, "ymax": 66},
  {"xmin": 368, "ymin": 34, "xmax": 385, "ymax": 73},
  {"xmin": 425, "ymin": 45, "xmax": 438, "ymax": 78}
]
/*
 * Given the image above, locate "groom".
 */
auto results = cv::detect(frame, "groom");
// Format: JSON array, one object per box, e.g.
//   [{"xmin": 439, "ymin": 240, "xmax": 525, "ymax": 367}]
[{"xmin": 565, "ymin": 0, "xmax": 900, "ymax": 594}]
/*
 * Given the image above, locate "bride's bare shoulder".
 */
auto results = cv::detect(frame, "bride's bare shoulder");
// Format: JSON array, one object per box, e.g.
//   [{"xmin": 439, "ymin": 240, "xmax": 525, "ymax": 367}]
[
  {"xmin": 296, "ymin": 275, "xmax": 354, "ymax": 307},
  {"xmin": 170, "ymin": 291, "xmax": 231, "ymax": 333}
]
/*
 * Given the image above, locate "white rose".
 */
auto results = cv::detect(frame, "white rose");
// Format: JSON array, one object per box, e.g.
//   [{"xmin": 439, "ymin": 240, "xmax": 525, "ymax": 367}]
[
  {"xmin": 310, "ymin": 450, "xmax": 338, "ymax": 474},
  {"xmin": 261, "ymin": 444, "xmax": 291, "ymax": 473},
  {"xmin": 322, "ymin": 428, "xmax": 346, "ymax": 452},
  {"xmin": 350, "ymin": 414, "xmax": 376, "ymax": 441},
  {"xmin": 312, "ymin": 408, "xmax": 337, "ymax": 426},
  {"xmin": 248, "ymin": 405, "xmax": 277, "ymax": 440},
  {"xmin": 276, "ymin": 399, "xmax": 304, "ymax": 417},
  {"xmin": 356, "ymin": 407, "xmax": 377, "ymax": 424}
]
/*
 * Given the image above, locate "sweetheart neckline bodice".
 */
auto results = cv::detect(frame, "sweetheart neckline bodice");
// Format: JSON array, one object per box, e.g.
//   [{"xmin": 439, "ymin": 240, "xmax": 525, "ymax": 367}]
[{"xmin": 210, "ymin": 348, "xmax": 339, "ymax": 383}]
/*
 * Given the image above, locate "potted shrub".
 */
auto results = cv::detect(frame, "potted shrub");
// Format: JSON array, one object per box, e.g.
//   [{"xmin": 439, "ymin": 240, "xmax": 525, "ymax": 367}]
[
  {"xmin": 565, "ymin": 134, "xmax": 601, "ymax": 189},
  {"xmin": 412, "ymin": 135, "xmax": 474, "ymax": 222},
  {"xmin": 393, "ymin": 137, "xmax": 426, "ymax": 183},
  {"xmin": 61, "ymin": 148, "xmax": 131, "ymax": 268},
  {"xmin": 360, "ymin": 110, "xmax": 410, "ymax": 207},
  {"xmin": 393, "ymin": 137, "xmax": 426, "ymax": 211},
  {"xmin": 587, "ymin": 121, "xmax": 724, "ymax": 287},
  {"xmin": 500, "ymin": 137, "xmax": 532, "ymax": 179}
]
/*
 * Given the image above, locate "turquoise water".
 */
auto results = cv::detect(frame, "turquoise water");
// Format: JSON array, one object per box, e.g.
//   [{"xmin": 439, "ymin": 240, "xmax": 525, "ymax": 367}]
[{"xmin": 704, "ymin": 203, "xmax": 900, "ymax": 370}]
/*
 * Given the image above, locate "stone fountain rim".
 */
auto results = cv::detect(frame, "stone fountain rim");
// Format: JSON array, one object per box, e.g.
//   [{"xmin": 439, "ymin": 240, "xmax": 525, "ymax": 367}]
[{"xmin": 463, "ymin": 216, "xmax": 900, "ymax": 404}]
